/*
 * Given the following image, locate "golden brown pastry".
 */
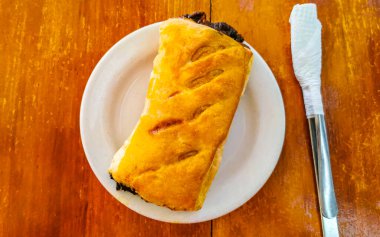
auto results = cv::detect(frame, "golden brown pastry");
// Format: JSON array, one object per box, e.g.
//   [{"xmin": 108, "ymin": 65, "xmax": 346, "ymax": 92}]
[{"xmin": 109, "ymin": 12, "xmax": 253, "ymax": 211}]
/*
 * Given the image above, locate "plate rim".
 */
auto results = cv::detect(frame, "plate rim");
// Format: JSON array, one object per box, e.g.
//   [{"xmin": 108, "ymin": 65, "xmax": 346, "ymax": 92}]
[{"xmin": 80, "ymin": 22, "xmax": 286, "ymax": 223}]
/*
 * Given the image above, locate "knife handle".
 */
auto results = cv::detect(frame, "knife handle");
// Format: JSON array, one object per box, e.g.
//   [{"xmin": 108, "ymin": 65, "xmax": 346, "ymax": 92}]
[{"xmin": 308, "ymin": 115, "xmax": 338, "ymax": 218}]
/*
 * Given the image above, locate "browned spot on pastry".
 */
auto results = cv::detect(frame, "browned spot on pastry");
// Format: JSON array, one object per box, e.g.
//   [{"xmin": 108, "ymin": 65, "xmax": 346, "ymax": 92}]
[
  {"xmin": 192, "ymin": 104, "xmax": 212, "ymax": 119},
  {"xmin": 209, "ymin": 69, "xmax": 224, "ymax": 76},
  {"xmin": 188, "ymin": 69, "xmax": 224, "ymax": 88},
  {"xmin": 191, "ymin": 45, "xmax": 225, "ymax": 61},
  {"xmin": 149, "ymin": 119, "xmax": 183, "ymax": 134},
  {"xmin": 168, "ymin": 91, "xmax": 180, "ymax": 98},
  {"xmin": 178, "ymin": 150, "xmax": 199, "ymax": 161},
  {"xmin": 192, "ymin": 46, "xmax": 215, "ymax": 61},
  {"xmin": 191, "ymin": 45, "xmax": 226, "ymax": 62}
]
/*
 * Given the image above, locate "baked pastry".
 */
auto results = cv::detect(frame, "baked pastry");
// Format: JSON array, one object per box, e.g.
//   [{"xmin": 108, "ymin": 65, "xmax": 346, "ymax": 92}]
[{"xmin": 109, "ymin": 12, "xmax": 253, "ymax": 211}]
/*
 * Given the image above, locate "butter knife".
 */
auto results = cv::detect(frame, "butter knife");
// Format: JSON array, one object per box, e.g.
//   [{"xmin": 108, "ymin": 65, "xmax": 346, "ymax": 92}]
[{"xmin": 289, "ymin": 4, "xmax": 339, "ymax": 236}]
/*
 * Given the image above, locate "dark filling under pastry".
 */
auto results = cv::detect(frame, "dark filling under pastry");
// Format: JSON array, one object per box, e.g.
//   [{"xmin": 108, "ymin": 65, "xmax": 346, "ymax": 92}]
[
  {"xmin": 110, "ymin": 174, "xmax": 165, "ymax": 206},
  {"xmin": 110, "ymin": 174, "xmax": 137, "ymax": 194},
  {"xmin": 183, "ymin": 12, "xmax": 244, "ymax": 43}
]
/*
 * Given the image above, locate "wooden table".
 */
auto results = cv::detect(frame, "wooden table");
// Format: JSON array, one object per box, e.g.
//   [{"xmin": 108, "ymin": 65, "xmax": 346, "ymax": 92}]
[{"xmin": 1, "ymin": 0, "xmax": 379, "ymax": 236}]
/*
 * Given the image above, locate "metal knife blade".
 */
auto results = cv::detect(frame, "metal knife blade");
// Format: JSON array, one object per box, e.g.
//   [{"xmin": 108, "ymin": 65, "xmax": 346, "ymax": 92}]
[{"xmin": 322, "ymin": 216, "xmax": 339, "ymax": 237}]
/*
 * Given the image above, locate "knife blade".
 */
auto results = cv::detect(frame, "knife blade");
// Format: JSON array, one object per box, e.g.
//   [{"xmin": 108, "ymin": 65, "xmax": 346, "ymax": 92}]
[
  {"xmin": 309, "ymin": 115, "xmax": 339, "ymax": 237},
  {"xmin": 322, "ymin": 216, "xmax": 339, "ymax": 237}
]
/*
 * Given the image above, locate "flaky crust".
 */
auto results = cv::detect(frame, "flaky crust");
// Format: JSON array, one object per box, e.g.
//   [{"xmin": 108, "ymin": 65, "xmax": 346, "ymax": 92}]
[{"xmin": 109, "ymin": 18, "xmax": 253, "ymax": 211}]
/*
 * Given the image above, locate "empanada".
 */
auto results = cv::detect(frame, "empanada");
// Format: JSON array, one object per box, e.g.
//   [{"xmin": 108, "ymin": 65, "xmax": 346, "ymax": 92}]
[{"xmin": 109, "ymin": 12, "xmax": 253, "ymax": 211}]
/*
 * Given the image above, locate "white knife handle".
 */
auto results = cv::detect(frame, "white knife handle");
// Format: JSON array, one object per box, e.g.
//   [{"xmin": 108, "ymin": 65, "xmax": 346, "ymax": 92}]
[{"xmin": 308, "ymin": 115, "xmax": 338, "ymax": 218}]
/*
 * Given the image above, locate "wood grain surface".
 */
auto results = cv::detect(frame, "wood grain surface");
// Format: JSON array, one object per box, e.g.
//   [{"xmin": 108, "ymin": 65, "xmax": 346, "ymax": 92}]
[{"xmin": 0, "ymin": 0, "xmax": 379, "ymax": 236}]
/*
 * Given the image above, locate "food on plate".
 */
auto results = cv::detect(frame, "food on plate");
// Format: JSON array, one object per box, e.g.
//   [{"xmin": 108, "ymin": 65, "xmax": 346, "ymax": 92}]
[{"xmin": 109, "ymin": 12, "xmax": 253, "ymax": 211}]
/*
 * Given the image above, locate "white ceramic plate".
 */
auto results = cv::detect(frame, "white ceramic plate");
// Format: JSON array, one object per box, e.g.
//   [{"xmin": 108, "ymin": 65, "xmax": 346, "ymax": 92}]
[{"xmin": 80, "ymin": 22, "xmax": 285, "ymax": 223}]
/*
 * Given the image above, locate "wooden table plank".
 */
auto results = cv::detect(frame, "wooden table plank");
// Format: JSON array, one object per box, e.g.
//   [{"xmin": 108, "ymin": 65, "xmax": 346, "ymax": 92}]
[
  {"xmin": 0, "ymin": 1, "xmax": 211, "ymax": 236},
  {"xmin": 211, "ymin": 0, "xmax": 380, "ymax": 236}
]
